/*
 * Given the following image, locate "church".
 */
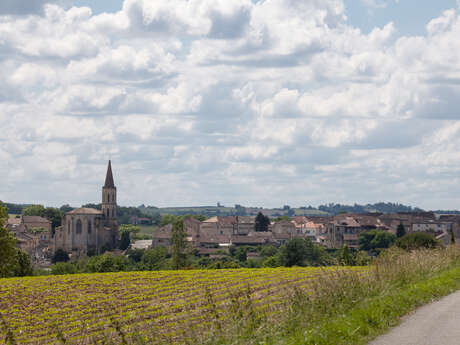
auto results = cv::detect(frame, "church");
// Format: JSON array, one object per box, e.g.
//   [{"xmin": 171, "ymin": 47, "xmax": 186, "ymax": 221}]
[{"xmin": 53, "ymin": 161, "xmax": 119, "ymax": 255}]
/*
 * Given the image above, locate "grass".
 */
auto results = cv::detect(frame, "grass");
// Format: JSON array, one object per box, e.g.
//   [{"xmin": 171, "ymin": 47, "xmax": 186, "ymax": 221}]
[
  {"xmin": 137, "ymin": 225, "xmax": 158, "ymax": 236},
  {"xmin": 198, "ymin": 246, "xmax": 460, "ymax": 345},
  {"xmin": 2, "ymin": 247, "xmax": 460, "ymax": 344}
]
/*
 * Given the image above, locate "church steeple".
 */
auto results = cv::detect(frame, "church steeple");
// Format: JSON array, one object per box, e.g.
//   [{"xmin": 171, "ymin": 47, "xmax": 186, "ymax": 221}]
[
  {"xmin": 104, "ymin": 160, "xmax": 115, "ymax": 188},
  {"xmin": 102, "ymin": 160, "xmax": 117, "ymax": 230}
]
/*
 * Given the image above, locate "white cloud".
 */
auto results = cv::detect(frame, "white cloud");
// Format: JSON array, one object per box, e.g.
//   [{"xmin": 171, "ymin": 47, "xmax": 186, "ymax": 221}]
[{"xmin": 1, "ymin": 0, "xmax": 460, "ymax": 209}]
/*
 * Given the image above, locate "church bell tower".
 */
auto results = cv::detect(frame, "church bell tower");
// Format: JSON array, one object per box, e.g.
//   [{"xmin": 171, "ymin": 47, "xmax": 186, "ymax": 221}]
[{"xmin": 102, "ymin": 160, "xmax": 117, "ymax": 231}]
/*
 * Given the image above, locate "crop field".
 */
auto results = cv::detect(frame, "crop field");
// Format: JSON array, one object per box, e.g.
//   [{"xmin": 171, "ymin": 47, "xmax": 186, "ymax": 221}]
[{"xmin": 0, "ymin": 267, "xmax": 364, "ymax": 344}]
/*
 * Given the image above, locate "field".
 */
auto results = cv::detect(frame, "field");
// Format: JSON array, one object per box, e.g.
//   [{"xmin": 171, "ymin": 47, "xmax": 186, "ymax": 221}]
[
  {"xmin": 137, "ymin": 225, "xmax": 158, "ymax": 237},
  {"xmin": 0, "ymin": 267, "xmax": 363, "ymax": 344}
]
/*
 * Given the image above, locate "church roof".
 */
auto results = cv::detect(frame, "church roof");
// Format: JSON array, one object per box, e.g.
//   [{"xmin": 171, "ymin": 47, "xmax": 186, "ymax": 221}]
[
  {"xmin": 104, "ymin": 160, "xmax": 115, "ymax": 188},
  {"xmin": 67, "ymin": 208, "xmax": 102, "ymax": 215}
]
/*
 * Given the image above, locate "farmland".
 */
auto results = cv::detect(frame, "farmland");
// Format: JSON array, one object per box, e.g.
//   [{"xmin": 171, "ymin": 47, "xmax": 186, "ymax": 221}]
[{"xmin": 0, "ymin": 267, "xmax": 363, "ymax": 344}]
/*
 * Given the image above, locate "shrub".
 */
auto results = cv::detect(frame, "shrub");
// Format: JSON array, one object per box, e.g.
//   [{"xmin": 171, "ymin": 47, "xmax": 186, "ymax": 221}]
[
  {"xmin": 359, "ymin": 230, "xmax": 396, "ymax": 253},
  {"xmin": 51, "ymin": 262, "xmax": 78, "ymax": 275},
  {"xmin": 396, "ymin": 232, "xmax": 439, "ymax": 251},
  {"xmin": 86, "ymin": 253, "xmax": 129, "ymax": 273},
  {"xmin": 52, "ymin": 249, "xmax": 69, "ymax": 263}
]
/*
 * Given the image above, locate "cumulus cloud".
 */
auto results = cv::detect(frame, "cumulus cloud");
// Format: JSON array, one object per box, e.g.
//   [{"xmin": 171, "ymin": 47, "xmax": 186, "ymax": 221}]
[{"xmin": 1, "ymin": 0, "xmax": 460, "ymax": 209}]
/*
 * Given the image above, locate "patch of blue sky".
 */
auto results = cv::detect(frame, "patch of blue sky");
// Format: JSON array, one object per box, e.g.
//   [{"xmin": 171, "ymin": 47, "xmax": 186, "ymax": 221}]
[{"xmin": 344, "ymin": 0, "xmax": 458, "ymax": 36}]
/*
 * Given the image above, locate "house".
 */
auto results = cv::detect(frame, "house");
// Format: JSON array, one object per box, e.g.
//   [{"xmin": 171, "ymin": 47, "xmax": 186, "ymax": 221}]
[
  {"xmin": 22, "ymin": 216, "xmax": 51, "ymax": 232},
  {"xmin": 271, "ymin": 220, "xmax": 296, "ymax": 236},
  {"xmin": 327, "ymin": 216, "xmax": 362, "ymax": 249},
  {"xmin": 152, "ymin": 224, "xmax": 173, "ymax": 247}
]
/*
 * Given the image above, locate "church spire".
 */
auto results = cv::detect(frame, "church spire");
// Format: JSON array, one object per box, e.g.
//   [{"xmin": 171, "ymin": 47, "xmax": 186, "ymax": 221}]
[{"xmin": 104, "ymin": 160, "xmax": 115, "ymax": 188}]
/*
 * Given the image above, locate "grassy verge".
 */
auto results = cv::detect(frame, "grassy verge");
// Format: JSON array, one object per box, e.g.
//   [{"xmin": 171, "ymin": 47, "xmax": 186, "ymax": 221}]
[{"xmin": 198, "ymin": 246, "xmax": 460, "ymax": 345}]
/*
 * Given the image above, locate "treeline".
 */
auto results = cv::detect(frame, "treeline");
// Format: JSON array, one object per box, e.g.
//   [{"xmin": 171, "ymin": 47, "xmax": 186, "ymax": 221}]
[
  {"xmin": 318, "ymin": 202, "xmax": 425, "ymax": 215},
  {"xmin": 48, "ymin": 238, "xmax": 371, "ymax": 276}
]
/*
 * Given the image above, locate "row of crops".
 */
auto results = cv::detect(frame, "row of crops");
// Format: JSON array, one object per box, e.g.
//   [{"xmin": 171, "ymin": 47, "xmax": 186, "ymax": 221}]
[{"xmin": 0, "ymin": 267, "xmax": 364, "ymax": 344}]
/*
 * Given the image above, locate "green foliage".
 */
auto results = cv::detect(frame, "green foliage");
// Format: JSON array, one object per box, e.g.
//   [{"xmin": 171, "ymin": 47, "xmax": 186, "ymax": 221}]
[
  {"xmin": 359, "ymin": 230, "xmax": 396, "ymax": 253},
  {"xmin": 207, "ymin": 257, "xmax": 241, "ymax": 269},
  {"xmin": 396, "ymin": 222, "xmax": 406, "ymax": 238},
  {"xmin": 396, "ymin": 232, "xmax": 439, "ymax": 250},
  {"xmin": 273, "ymin": 216, "xmax": 290, "ymax": 222},
  {"xmin": 263, "ymin": 256, "xmax": 280, "ymax": 268},
  {"xmin": 85, "ymin": 253, "xmax": 129, "ymax": 273},
  {"xmin": 278, "ymin": 238, "xmax": 330, "ymax": 267},
  {"xmin": 259, "ymin": 245, "xmax": 278, "ymax": 258},
  {"xmin": 234, "ymin": 247, "xmax": 247, "ymax": 262},
  {"xmin": 160, "ymin": 214, "xmax": 179, "ymax": 227},
  {"xmin": 0, "ymin": 218, "xmax": 19, "ymax": 278},
  {"xmin": 119, "ymin": 231, "xmax": 131, "ymax": 250},
  {"xmin": 140, "ymin": 247, "xmax": 169, "ymax": 270},
  {"xmin": 22, "ymin": 205, "xmax": 63, "ymax": 231},
  {"xmin": 13, "ymin": 249, "xmax": 33, "ymax": 277},
  {"xmin": 51, "ymin": 262, "xmax": 78, "ymax": 275},
  {"xmin": 126, "ymin": 248, "xmax": 144, "ymax": 263},
  {"xmin": 338, "ymin": 245, "xmax": 354, "ymax": 265},
  {"xmin": 0, "ymin": 202, "xmax": 33, "ymax": 278},
  {"xmin": 254, "ymin": 212, "xmax": 270, "ymax": 232},
  {"xmin": 52, "ymin": 249, "xmax": 69, "ymax": 263},
  {"xmin": 0, "ymin": 203, "xmax": 8, "ymax": 227},
  {"xmin": 171, "ymin": 219, "xmax": 187, "ymax": 270}
]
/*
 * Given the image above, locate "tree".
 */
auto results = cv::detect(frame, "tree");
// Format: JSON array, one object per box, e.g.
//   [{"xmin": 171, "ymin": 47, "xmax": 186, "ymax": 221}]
[
  {"xmin": 51, "ymin": 262, "xmax": 78, "ymax": 275},
  {"xmin": 0, "ymin": 202, "xmax": 33, "ymax": 277},
  {"xmin": 339, "ymin": 245, "xmax": 354, "ymax": 266},
  {"xmin": 171, "ymin": 219, "xmax": 187, "ymax": 269},
  {"xmin": 359, "ymin": 230, "xmax": 396, "ymax": 253},
  {"xmin": 161, "ymin": 214, "xmax": 178, "ymax": 227},
  {"xmin": 396, "ymin": 223, "xmax": 406, "ymax": 238},
  {"xmin": 396, "ymin": 233, "xmax": 439, "ymax": 251},
  {"xmin": 254, "ymin": 212, "xmax": 270, "ymax": 232},
  {"xmin": 0, "ymin": 227, "xmax": 19, "ymax": 278},
  {"xmin": 59, "ymin": 204, "xmax": 74, "ymax": 213},
  {"xmin": 259, "ymin": 245, "xmax": 278, "ymax": 258},
  {"xmin": 22, "ymin": 205, "xmax": 63, "ymax": 232},
  {"xmin": 14, "ymin": 248, "xmax": 33, "ymax": 277},
  {"xmin": 52, "ymin": 249, "xmax": 70, "ymax": 263},
  {"xmin": 234, "ymin": 247, "xmax": 247, "ymax": 262},
  {"xmin": 278, "ymin": 238, "xmax": 308, "ymax": 267},
  {"xmin": 141, "ymin": 247, "xmax": 168, "ymax": 270},
  {"xmin": 85, "ymin": 253, "xmax": 129, "ymax": 273},
  {"xmin": 119, "ymin": 231, "xmax": 131, "ymax": 250},
  {"xmin": 0, "ymin": 203, "xmax": 18, "ymax": 278}
]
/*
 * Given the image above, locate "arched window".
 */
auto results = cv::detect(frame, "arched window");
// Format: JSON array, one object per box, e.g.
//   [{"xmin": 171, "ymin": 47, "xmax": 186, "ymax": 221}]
[
  {"xmin": 68, "ymin": 221, "xmax": 70, "ymax": 234},
  {"xmin": 108, "ymin": 194, "xmax": 110, "ymax": 203},
  {"xmin": 106, "ymin": 209, "xmax": 109, "ymax": 219},
  {"xmin": 87, "ymin": 220, "xmax": 92, "ymax": 234},
  {"xmin": 76, "ymin": 219, "xmax": 82, "ymax": 234}
]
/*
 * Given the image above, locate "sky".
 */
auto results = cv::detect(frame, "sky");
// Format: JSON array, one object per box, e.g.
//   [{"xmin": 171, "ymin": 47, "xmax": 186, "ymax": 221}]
[{"xmin": 1, "ymin": 0, "xmax": 460, "ymax": 210}]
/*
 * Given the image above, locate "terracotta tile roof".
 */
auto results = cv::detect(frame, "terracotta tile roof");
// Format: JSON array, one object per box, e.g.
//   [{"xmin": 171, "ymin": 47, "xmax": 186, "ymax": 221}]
[
  {"xmin": 231, "ymin": 235, "xmax": 269, "ymax": 244},
  {"xmin": 67, "ymin": 208, "xmax": 102, "ymax": 215},
  {"xmin": 236, "ymin": 216, "xmax": 256, "ymax": 224},
  {"xmin": 217, "ymin": 216, "xmax": 237, "ymax": 225},
  {"xmin": 203, "ymin": 216, "xmax": 218, "ymax": 223},
  {"xmin": 199, "ymin": 235, "xmax": 231, "ymax": 244},
  {"xmin": 7, "ymin": 218, "xmax": 21, "ymax": 225},
  {"xmin": 22, "ymin": 216, "xmax": 51, "ymax": 223}
]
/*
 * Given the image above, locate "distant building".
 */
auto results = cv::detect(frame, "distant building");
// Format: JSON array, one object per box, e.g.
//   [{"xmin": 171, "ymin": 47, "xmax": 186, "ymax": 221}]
[{"xmin": 53, "ymin": 161, "xmax": 119, "ymax": 256}]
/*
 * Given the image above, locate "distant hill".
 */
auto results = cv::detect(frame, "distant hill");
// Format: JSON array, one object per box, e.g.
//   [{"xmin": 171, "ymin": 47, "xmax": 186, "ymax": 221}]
[
  {"xmin": 317, "ymin": 202, "xmax": 424, "ymax": 215},
  {"xmin": 0, "ymin": 201, "xmax": 33, "ymax": 215}
]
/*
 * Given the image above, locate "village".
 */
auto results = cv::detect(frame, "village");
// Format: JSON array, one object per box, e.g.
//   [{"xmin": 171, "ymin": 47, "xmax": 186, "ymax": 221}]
[{"xmin": 6, "ymin": 206, "xmax": 460, "ymax": 266}]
